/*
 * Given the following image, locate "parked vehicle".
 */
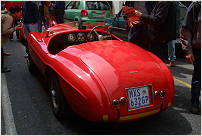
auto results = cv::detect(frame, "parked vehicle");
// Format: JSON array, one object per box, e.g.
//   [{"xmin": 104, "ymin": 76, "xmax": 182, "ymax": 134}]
[
  {"xmin": 105, "ymin": 2, "xmax": 188, "ymax": 41},
  {"xmin": 105, "ymin": 9, "xmax": 128, "ymax": 40},
  {"xmin": 64, "ymin": 1, "xmax": 113, "ymax": 24},
  {"xmin": 105, "ymin": 9, "xmax": 127, "ymax": 32},
  {"xmin": 25, "ymin": 22, "xmax": 175, "ymax": 122}
]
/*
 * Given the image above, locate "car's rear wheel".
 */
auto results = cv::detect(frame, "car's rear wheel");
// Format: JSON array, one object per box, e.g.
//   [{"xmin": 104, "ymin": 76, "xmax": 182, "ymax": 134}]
[
  {"xmin": 26, "ymin": 49, "xmax": 36, "ymax": 73},
  {"xmin": 48, "ymin": 72, "xmax": 68, "ymax": 119}
]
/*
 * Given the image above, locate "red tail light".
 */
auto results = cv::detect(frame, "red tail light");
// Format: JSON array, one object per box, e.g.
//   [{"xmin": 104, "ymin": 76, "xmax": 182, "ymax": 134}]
[
  {"xmin": 81, "ymin": 10, "xmax": 88, "ymax": 16},
  {"xmin": 110, "ymin": 10, "xmax": 113, "ymax": 16}
]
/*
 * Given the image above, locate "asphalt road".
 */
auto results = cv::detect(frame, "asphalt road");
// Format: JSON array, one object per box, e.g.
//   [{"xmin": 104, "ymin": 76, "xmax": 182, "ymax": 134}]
[{"xmin": 1, "ymin": 34, "xmax": 201, "ymax": 135}]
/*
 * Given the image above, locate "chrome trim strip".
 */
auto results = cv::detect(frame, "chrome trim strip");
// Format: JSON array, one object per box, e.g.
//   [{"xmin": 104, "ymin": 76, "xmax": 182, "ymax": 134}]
[
  {"xmin": 111, "ymin": 27, "xmax": 127, "ymax": 31},
  {"xmin": 120, "ymin": 108, "xmax": 160, "ymax": 121},
  {"xmin": 128, "ymin": 105, "xmax": 154, "ymax": 111}
]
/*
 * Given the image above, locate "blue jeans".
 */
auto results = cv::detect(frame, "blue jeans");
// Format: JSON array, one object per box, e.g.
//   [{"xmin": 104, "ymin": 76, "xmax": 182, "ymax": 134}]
[
  {"xmin": 23, "ymin": 23, "xmax": 38, "ymax": 38},
  {"xmin": 191, "ymin": 48, "xmax": 201, "ymax": 106},
  {"xmin": 168, "ymin": 40, "xmax": 176, "ymax": 62}
]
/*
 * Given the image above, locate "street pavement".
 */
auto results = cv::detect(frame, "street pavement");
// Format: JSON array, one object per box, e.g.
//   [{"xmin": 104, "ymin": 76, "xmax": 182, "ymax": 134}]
[{"xmin": 1, "ymin": 32, "xmax": 201, "ymax": 135}]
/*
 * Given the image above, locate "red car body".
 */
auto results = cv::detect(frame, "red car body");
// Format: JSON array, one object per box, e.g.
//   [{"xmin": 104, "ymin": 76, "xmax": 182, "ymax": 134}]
[
  {"xmin": 4, "ymin": 1, "xmax": 22, "ymax": 10},
  {"xmin": 26, "ymin": 23, "xmax": 175, "ymax": 122}
]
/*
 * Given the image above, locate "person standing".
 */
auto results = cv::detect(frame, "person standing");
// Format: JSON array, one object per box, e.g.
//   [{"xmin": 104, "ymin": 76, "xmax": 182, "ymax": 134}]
[
  {"xmin": 22, "ymin": 1, "xmax": 39, "ymax": 54},
  {"xmin": 5, "ymin": 1, "xmax": 22, "ymax": 41},
  {"xmin": 43, "ymin": 2, "xmax": 52, "ymax": 28},
  {"xmin": 22, "ymin": 1, "xmax": 39, "ymax": 38},
  {"xmin": 126, "ymin": 1, "xmax": 156, "ymax": 50},
  {"xmin": 52, "ymin": 1, "xmax": 65, "ymax": 24},
  {"xmin": 168, "ymin": 2, "xmax": 180, "ymax": 67},
  {"xmin": 37, "ymin": 1, "xmax": 44, "ymax": 33},
  {"xmin": 167, "ymin": 40, "xmax": 176, "ymax": 67},
  {"xmin": 180, "ymin": 2, "xmax": 201, "ymax": 114},
  {"xmin": 124, "ymin": 2, "xmax": 177, "ymax": 61},
  {"xmin": 1, "ymin": 5, "xmax": 22, "ymax": 73}
]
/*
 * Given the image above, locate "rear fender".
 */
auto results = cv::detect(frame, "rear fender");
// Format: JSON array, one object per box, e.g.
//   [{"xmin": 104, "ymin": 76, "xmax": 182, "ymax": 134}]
[
  {"xmin": 147, "ymin": 52, "xmax": 175, "ymax": 110},
  {"xmin": 46, "ymin": 60, "xmax": 111, "ymax": 121}
]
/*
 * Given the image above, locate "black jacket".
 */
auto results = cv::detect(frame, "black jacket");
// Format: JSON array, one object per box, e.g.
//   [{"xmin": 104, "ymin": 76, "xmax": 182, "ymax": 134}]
[
  {"xmin": 141, "ymin": 2, "xmax": 176, "ymax": 44},
  {"xmin": 22, "ymin": 2, "xmax": 39, "ymax": 24},
  {"xmin": 53, "ymin": 1, "xmax": 65, "ymax": 18}
]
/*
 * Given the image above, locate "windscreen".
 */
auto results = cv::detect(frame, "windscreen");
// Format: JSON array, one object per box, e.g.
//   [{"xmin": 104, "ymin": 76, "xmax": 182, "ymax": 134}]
[{"xmin": 86, "ymin": 1, "xmax": 111, "ymax": 10}]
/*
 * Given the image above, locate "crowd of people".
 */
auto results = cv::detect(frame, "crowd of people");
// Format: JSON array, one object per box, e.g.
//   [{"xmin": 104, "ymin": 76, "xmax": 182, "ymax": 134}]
[
  {"xmin": 1, "ymin": 1, "xmax": 66, "ymax": 69},
  {"xmin": 1, "ymin": 1, "xmax": 201, "ymax": 114},
  {"xmin": 123, "ymin": 1, "xmax": 201, "ymax": 114}
]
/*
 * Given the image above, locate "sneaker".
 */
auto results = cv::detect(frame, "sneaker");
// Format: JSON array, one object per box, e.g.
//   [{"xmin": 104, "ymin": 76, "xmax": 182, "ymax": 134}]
[
  {"xmin": 190, "ymin": 106, "xmax": 201, "ymax": 115},
  {"xmin": 169, "ymin": 61, "xmax": 175, "ymax": 67},
  {"xmin": 1, "ymin": 67, "xmax": 11, "ymax": 73},
  {"xmin": 24, "ymin": 55, "xmax": 28, "ymax": 58}
]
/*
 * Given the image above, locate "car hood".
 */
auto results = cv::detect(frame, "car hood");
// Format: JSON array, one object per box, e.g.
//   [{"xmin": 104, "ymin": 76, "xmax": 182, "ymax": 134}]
[{"xmin": 74, "ymin": 40, "xmax": 170, "ymax": 101}]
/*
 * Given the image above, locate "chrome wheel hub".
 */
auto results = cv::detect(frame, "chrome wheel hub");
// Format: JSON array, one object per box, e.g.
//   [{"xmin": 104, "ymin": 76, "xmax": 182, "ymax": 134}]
[{"xmin": 51, "ymin": 89, "xmax": 58, "ymax": 109}]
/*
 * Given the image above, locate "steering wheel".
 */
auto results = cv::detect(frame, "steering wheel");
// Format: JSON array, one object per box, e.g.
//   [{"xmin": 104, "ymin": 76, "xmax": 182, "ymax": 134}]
[{"xmin": 90, "ymin": 25, "xmax": 112, "ymax": 41}]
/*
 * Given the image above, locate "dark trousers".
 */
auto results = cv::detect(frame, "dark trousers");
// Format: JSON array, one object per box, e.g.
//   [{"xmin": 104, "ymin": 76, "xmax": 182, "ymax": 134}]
[
  {"xmin": 148, "ymin": 43, "xmax": 166, "ymax": 61},
  {"xmin": 191, "ymin": 48, "xmax": 201, "ymax": 106},
  {"xmin": 38, "ymin": 6, "xmax": 49, "ymax": 32},
  {"xmin": 128, "ymin": 26, "xmax": 149, "ymax": 50},
  {"xmin": 55, "ymin": 15, "xmax": 64, "ymax": 24},
  {"xmin": 10, "ymin": 30, "xmax": 20, "ymax": 39}
]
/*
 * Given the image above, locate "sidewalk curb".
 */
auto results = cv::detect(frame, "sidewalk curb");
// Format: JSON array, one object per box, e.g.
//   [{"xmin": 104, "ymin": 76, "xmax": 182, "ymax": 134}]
[{"xmin": 1, "ymin": 73, "xmax": 17, "ymax": 135}]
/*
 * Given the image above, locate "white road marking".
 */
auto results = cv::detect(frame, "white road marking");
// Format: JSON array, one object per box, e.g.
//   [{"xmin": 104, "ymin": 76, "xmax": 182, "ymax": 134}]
[{"xmin": 1, "ymin": 73, "xmax": 17, "ymax": 135}]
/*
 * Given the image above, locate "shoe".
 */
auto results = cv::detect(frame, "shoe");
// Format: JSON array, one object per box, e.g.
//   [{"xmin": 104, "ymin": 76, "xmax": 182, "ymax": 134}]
[
  {"xmin": 190, "ymin": 106, "xmax": 201, "ymax": 115},
  {"xmin": 1, "ymin": 67, "xmax": 11, "ymax": 73},
  {"xmin": 24, "ymin": 55, "xmax": 28, "ymax": 58},
  {"xmin": 169, "ymin": 61, "xmax": 175, "ymax": 67},
  {"xmin": 3, "ymin": 52, "xmax": 11, "ymax": 56}
]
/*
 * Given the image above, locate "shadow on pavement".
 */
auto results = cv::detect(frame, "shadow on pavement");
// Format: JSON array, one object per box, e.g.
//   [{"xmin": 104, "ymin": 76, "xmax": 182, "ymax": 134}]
[
  {"xmin": 168, "ymin": 58, "xmax": 193, "ymax": 78},
  {"xmin": 59, "ymin": 106, "xmax": 192, "ymax": 135},
  {"xmin": 58, "ymin": 84, "xmax": 194, "ymax": 135}
]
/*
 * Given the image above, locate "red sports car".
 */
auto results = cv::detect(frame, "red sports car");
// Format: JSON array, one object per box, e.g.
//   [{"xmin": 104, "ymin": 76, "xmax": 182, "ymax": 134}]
[{"xmin": 26, "ymin": 23, "xmax": 175, "ymax": 122}]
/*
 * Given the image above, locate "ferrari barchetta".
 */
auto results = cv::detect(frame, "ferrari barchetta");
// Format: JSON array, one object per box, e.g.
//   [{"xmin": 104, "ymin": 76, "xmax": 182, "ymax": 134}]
[{"xmin": 26, "ymin": 23, "xmax": 175, "ymax": 122}]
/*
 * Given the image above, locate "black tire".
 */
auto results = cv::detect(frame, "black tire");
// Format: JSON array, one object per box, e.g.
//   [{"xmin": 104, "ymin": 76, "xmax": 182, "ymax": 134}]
[
  {"xmin": 48, "ymin": 72, "xmax": 68, "ymax": 119},
  {"xmin": 26, "ymin": 51, "xmax": 36, "ymax": 73}
]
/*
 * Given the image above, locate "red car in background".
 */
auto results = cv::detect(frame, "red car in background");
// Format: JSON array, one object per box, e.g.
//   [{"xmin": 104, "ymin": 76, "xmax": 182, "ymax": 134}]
[
  {"xmin": 4, "ymin": 1, "xmax": 22, "ymax": 10},
  {"xmin": 26, "ymin": 23, "xmax": 175, "ymax": 122}
]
